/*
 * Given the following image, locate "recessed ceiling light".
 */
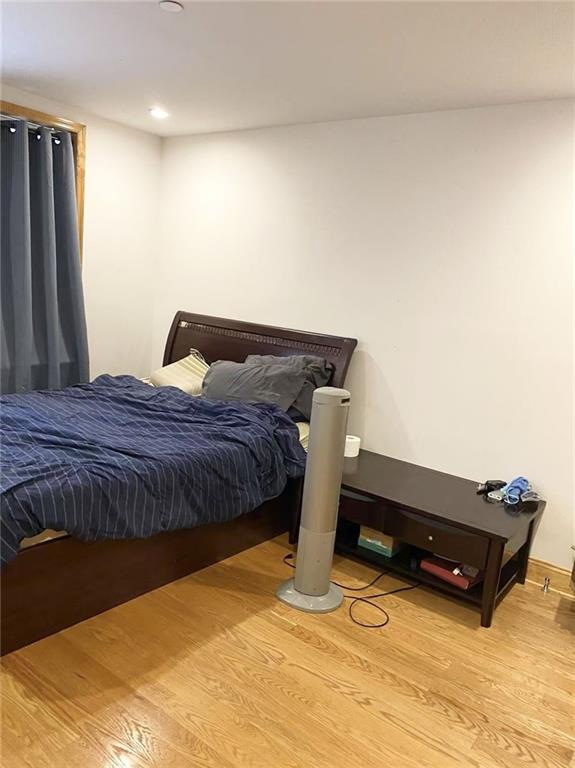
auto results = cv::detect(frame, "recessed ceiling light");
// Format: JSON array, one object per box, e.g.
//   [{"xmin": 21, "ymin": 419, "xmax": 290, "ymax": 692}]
[
  {"xmin": 159, "ymin": 0, "xmax": 183, "ymax": 12},
  {"xmin": 149, "ymin": 107, "xmax": 169, "ymax": 120}
]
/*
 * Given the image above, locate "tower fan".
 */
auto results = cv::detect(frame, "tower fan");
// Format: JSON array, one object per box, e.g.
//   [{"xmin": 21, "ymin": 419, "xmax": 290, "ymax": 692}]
[{"xmin": 277, "ymin": 386, "xmax": 350, "ymax": 613}]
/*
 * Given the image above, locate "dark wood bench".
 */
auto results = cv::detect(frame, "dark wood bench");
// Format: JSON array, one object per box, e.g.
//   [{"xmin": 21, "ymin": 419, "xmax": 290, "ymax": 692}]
[{"xmin": 292, "ymin": 450, "xmax": 545, "ymax": 627}]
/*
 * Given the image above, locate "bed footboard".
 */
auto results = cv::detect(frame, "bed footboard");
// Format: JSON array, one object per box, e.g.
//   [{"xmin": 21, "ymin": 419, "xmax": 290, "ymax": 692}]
[{"xmin": 1, "ymin": 478, "xmax": 302, "ymax": 656}]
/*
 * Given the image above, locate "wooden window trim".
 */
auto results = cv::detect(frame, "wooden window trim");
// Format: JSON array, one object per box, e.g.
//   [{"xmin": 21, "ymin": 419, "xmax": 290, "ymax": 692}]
[{"xmin": 0, "ymin": 100, "xmax": 86, "ymax": 258}]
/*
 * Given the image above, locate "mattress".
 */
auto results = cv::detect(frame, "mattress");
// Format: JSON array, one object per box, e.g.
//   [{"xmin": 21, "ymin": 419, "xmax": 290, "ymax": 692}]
[
  {"xmin": 2, "ymin": 375, "xmax": 306, "ymax": 564},
  {"xmin": 20, "ymin": 529, "xmax": 68, "ymax": 550},
  {"xmin": 1, "ymin": 375, "xmax": 307, "ymax": 562},
  {"xmin": 19, "ymin": 421, "xmax": 310, "ymax": 552}
]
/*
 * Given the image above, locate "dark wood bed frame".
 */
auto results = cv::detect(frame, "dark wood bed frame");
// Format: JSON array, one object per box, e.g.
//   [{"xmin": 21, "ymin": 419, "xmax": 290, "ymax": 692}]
[{"xmin": 1, "ymin": 311, "xmax": 357, "ymax": 655}]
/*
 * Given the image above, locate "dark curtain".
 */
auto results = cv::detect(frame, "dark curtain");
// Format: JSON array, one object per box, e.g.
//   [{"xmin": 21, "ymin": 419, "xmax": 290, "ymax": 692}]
[{"xmin": 1, "ymin": 120, "xmax": 89, "ymax": 393}]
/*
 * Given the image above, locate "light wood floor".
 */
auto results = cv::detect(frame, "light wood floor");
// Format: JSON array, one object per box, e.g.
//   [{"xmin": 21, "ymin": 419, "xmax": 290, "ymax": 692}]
[{"xmin": 2, "ymin": 535, "xmax": 574, "ymax": 768}]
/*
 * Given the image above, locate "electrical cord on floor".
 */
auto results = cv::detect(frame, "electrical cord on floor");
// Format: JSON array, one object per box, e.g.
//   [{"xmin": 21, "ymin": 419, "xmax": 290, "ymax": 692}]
[{"xmin": 282, "ymin": 552, "xmax": 420, "ymax": 629}]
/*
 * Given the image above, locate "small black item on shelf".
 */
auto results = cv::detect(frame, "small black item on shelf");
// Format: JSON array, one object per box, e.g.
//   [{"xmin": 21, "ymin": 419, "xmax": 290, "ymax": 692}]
[
  {"xmin": 336, "ymin": 518, "xmax": 360, "ymax": 548},
  {"xmin": 476, "ymin": 480, "xmax": 506, "ymax": 496},
  {"xmin": 504, "ymin": 499, "xmax": 540, "ymax": 517},
  {"xmin": 410, "ymin": 553, "xmax": 421, "ymax": 572}
]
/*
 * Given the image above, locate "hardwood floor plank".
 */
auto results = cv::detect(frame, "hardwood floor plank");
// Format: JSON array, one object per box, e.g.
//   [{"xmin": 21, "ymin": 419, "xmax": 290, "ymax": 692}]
[
  {"xmin": 471, "ymin": 735, "xmax": 571, "ymax": 768},
  {"xmin": 0, "ymin": 665, "xmax": 78, "ymax": 763},
  {"xmin": 68, "ymin": 584, "xmax": 425, "ymax": 768},
  {"xmin": 2, "ymin": 637, "xmax": 235, "ymax": 768},
  {"xmin": 2, "ymin": 534, "xmax": 573, "ymax": 768}
]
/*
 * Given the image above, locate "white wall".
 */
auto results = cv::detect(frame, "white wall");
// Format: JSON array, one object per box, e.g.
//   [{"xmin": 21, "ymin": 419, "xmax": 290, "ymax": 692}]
[
  {"xmin": 158, "ymin": 100, "xmax": 574, "ymax": 569},
  {"xmin": 2, "ymin": 85, "xmax": 162, "ymax": 378},
  {"xmin": 3, "ymin": 88, "xmax": 571, "ymax": 568}
]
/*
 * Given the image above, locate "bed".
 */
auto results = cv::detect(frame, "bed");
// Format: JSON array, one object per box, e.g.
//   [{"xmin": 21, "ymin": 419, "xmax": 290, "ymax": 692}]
[{"xmin": 1, "ymin": 311, "xmax": 356, "ymax": 655}]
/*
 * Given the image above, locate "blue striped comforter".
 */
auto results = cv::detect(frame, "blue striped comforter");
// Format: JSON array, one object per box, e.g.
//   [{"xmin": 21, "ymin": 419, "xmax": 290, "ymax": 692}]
[{"xmin": 0, "ymin": 375, "xmax": 306, "ymax": 564}]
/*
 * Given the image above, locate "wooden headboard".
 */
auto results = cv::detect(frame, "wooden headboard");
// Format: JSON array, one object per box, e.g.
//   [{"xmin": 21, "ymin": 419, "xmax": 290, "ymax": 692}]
[{"xmin": 163, "ymin": 311, "xmax": 357, "ymax": 389}]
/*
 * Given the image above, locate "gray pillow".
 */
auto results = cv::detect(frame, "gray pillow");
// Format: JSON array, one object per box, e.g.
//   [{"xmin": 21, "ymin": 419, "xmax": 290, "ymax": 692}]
[
  {"xmin": 202, "ymin": 360, "xmax": 304, "ymax": 411},
  {"xmin": 245, "ymin": 355, "xmax": 334, "ymax": 420}
]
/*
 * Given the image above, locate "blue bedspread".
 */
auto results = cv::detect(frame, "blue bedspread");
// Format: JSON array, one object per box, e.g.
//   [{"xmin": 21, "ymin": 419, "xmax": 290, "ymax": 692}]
[{"xmin": 0, "ymin": 375, "xmax": 306, "ymax": 564}]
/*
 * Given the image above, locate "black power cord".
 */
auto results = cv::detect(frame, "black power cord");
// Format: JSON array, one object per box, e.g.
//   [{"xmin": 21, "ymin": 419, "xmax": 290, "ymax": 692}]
[{"xmin": 282, "ymin": 552, "xmax": 420, "ymax": 629}]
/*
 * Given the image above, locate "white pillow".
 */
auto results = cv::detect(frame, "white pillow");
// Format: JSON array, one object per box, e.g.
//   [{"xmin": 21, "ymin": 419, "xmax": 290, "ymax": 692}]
[
  {"xmin": 297, "ymin": 421, "xmax": 309, "ymax": 451},
  {"xmin": 150, "ymin": 354, "xmax": 209, "ymax": 395}
]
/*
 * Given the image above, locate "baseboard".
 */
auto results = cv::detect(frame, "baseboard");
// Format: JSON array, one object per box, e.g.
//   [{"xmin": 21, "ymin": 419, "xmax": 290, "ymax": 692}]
[{"xmin": 526, "ymin": 557, "xmax": 573, "ymax": 596}]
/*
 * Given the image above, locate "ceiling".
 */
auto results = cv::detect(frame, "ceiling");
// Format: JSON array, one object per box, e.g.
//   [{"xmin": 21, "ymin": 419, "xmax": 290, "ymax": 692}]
[{"xmin": 1, "ymin": 1, "xmax": 573, "ymax": 137}]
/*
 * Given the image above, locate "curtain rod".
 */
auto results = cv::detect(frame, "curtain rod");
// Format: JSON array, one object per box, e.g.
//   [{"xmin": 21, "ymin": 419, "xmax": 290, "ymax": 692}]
[{"xmin": 0, "ymin": 114, "xmax": 65, "ymax": 132}]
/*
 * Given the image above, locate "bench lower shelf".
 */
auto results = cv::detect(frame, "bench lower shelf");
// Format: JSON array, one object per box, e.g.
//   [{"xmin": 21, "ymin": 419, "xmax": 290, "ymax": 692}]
[{"xmin": 336, "ymin": 542, "xmax": 521, "ymax": 612}]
